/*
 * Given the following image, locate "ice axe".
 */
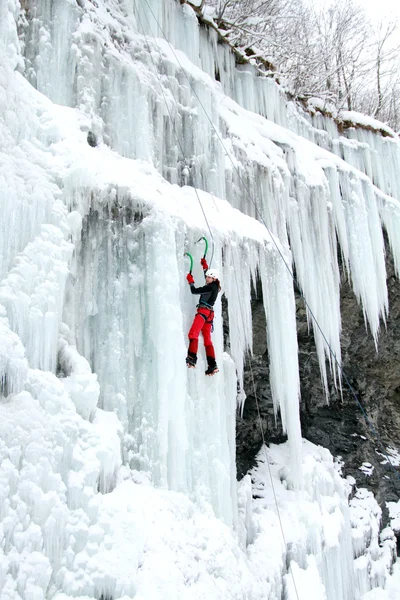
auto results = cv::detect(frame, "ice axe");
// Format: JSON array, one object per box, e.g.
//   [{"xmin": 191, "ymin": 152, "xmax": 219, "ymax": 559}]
[
  {"xmin": 196, "ymin": 236, "xmax": 209, "ymax": 258},
  {"xmin": 184, "ymin": 237, "xmax": 208, "ymax": 273},
  {"xmin": 184, "ymin": 251, "xmax": 194, "ymax": 273}
]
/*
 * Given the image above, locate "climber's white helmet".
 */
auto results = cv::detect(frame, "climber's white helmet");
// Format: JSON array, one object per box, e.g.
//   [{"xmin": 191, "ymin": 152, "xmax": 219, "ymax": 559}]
[{"xmin": 206, "ymin": 268, "xmax": 220, "ymax": 280}]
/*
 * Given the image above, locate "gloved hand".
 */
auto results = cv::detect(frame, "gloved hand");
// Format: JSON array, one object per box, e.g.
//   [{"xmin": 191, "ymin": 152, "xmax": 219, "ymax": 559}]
[
  {"xmin": 200, "ymin": 257, "xmax": 208, "ymax": 270},
  {"xmin": 187, "ymin": 273, "xmax": 194, "ymax": 284}
]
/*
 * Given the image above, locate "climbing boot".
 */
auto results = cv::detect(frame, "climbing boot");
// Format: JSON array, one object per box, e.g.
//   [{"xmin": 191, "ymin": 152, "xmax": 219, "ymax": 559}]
[
  {"xmin": 205, "ymin": 356, "xmax": 218, "ymax": 376},
  {"xmin": 186, "ymin": 352, "xmax": 197, "ymax": 368}
]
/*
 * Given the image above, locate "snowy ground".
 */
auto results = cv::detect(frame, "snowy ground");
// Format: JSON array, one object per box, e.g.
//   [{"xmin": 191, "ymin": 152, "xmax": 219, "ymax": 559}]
[{"xmin": 1, "ymin": 372, "xmax": 397, "ymax": 600}]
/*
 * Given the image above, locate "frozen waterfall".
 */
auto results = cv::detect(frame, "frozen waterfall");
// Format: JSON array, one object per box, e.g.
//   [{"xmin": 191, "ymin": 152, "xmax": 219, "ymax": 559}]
[{"xmin": 1, "ymin": 0, "xmax": 400, "ymax": 598}]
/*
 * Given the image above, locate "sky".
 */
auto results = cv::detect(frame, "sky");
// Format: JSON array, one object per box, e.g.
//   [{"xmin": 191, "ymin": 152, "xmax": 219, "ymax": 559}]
[
  {"xmin": 360, "ymin": 0, "xmax": 400, "ymax": 20},
  {"xmin": 310, "ymin": 0, "xmax": 400, "ymax": 50},
  {"xmin": 309, "ymin": 0, "xmax": 400, "ymax": 20}
]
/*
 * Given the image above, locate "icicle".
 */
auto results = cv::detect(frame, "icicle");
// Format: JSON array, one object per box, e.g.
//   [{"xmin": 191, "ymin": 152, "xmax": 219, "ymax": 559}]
[
  {"xmin": 222, "ymin": 237, "xmax": 254, "ymax": 410},
  {"xmin": 259, "ymin": 243, "xmax": 303, "ymax": 487},
  {"xmin": 377, "ymin": 192, "xmax": 400, "ymax": 279},
  {"xmin": 287, "ymin": 178, "xmax": 342, "ymax": 393},
  {"xmin": 338, "ymin": 171, "xmax": 388, "ymax": 344}
]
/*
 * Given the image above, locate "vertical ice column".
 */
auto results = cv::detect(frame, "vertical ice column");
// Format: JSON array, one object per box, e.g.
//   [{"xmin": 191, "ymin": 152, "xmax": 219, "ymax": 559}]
[
  {"xmin": 133, "ymin": 0, "xmax": 166, "ymax": 40},
  {"xmin": 377, "ymin": 193, "xmax": 400, "ymax": 278},
  {"xmin": 140, "ymin": 210, "xmax": 189, "ymax": 492},
  {"xmin": 338, "ymin": 171, "xmax": 388, "ymax": 343},
  {"xmin": 198, "ymin": 26, "xmax": 235, "ymax": 95},
  {"xmin": 22, "ymin": 0, "xmax": 80, "ymax": 106},
  {"xmin": 259, "ymin": 244, "xmax": 303, "ymax": 486},
  {"xmin": 101, "ymin": 53, "xmax": 154, "ymax": 163},
  {"xmin": 287, "ymin": 179, "xmax": 342, "ymax": 393},
  {"xmin": 0, "ymin": 0, "xmax": 20, "ymax": 68},
  {"xmin": 184, "ymin": 348, "xmax": 239, "ymax": 527},
  {"xmin": 324, "ymin": 166, "xmax": 349, "ymax": 272},
  {"xmin": 65, "ymin": 195, "xmax": 190, "ymax": 493},
  {"xmin": 137, "ymin": 0, "xmax": 201, "ymax": 66},
  {"xmin": 222, "ymin": 238, "xmax": 254, "ymax": 408},
  {"xmin": 345, "ymin": 128, "xmax": 400, "ymax": 200}
]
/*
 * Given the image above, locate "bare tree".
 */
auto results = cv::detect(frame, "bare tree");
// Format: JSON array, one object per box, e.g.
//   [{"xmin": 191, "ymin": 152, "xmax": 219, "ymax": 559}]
[
  {"xmin": 207, "ymin": 0, "xmax": 305, "ymax": 64},
  {"xmin": 370, "ymin": 21, "xmax": 399, "ymax": 118},
  {"xmin": 205, "ymin": 0, "xmax": 400, "ymax": 129},
  {"xmin": 352, "ymin": 19, "xmax": 400, "ymax": 128}
]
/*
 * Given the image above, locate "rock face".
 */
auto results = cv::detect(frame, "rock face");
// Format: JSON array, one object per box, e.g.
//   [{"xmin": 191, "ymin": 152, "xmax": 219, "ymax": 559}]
[{"xmin": 236, "ymin": 241, "xmax": 400, "ymax": 528}]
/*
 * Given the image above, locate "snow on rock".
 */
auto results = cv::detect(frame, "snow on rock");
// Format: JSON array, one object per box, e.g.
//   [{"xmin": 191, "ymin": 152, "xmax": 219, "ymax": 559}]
[
  {"xmin": 339, "ymin": 111, "xmax": 397, "ymax": 138},
  {"xmin": 251, "ymin": 441, "xmax": 355, "ymax": 600},
  {"xmin": 350, "ymin": 488, "xmax": 396, "ymax": 596},
  {"xmin": 387, "ymin": 498, "xmax": 400, "ymax": 533},
  {"xmin": 362, "ymin": 562, "xmax": 400, "ymax": 599},
  {"xmin": 251, "ymin": 442, "xmax": 397, "ymax": 600}
]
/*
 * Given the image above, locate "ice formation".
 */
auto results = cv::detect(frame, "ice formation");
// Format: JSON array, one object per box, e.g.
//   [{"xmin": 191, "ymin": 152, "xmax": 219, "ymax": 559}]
[{"xmin": 1, "ymin": 0, "xmax": 400, "ymax": 598}]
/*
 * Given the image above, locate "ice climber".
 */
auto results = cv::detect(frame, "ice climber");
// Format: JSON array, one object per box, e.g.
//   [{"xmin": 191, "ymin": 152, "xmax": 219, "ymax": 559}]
[{"xmin": 186, "ymin": 257, "xmax": 221, "ymax": 376}]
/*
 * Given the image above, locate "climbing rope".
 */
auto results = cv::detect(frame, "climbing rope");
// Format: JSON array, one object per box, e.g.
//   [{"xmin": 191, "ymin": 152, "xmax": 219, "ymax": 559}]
[
  {"xmin": 134, "ymin": 3, "xmax": 400, "ymax": 596},
  {"xmin": 139, "ymin": 0, "xmax": 400, "ymax": 489},
  {"xmin": 135, "ymin": 5, "xmax": 303, "ymax": 597},
  {"xmin": 129, "ymin": 7, "xmax": 400, "ymax": 599},
  {"xmin": 232, "ymin": 265, "xmax": 302, "ymax": 600},
  {"xmin": 133, "ymin": 1, "xmax": 215, "ymax": 267}
]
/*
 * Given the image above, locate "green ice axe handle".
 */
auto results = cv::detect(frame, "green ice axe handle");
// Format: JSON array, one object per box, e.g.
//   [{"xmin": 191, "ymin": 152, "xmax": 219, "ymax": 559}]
[
  {"xmin": 196, "ymin": 236, "xmax": 209, "ymax": 258},
  {"xmin": 185, "ymin": 252, "xmax": 194, "ymax": 273}
]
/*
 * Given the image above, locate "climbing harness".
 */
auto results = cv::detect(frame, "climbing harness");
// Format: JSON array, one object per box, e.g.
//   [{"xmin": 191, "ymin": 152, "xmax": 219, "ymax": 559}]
[
  {"xmin": 196, "ymin": 306, "xmax": 214, "ymax": 328},
  {"xmin": 197, "ymin": 301, "xmax": 214, "ymax": 310},
  {"xmin": 196, "ymin": 306, "xmax": 214, "ymax": 319}
]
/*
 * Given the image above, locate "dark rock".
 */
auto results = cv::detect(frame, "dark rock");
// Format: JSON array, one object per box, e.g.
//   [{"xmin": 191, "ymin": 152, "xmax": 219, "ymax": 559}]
[{"xmin": 87, "ymin": 131, "xmax": 97, "ymax": 147}]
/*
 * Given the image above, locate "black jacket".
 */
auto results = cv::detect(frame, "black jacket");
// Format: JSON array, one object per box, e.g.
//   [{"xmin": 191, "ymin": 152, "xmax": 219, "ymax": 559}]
[{"xmin": 190, "ymin": 280, "xmax": 219, "ymax": 308}]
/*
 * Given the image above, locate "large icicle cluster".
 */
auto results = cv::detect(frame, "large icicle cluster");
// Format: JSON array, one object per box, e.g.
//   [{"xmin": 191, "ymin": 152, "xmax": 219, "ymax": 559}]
[
  {"xmin": 18, "ymin": 0, "xmax": 400, "ymax": 390},
  {"xmin": 1, "ymin": 0, "xmax": 400, "ymax": 598}
]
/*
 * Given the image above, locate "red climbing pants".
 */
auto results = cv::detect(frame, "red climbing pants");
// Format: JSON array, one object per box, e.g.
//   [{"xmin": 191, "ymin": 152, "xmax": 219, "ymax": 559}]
[{"xmin": 188, "ymin": 307, "xmax": 215, "ymax": 359}]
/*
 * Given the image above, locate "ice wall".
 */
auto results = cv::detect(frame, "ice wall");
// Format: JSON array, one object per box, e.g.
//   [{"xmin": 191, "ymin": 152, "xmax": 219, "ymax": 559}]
[
  {"xmin": 2, "ymin": 0, "xmax": 303, "ymax": 532},
  {"xmin": 17, "ymin": 0, "xmax": 400, "ymax": 390},
  {"xmin": 3, "ymin": 0, "xmax": 400, "ymax": 501},
  {"xmin": 1, "ymin": 0, "xmax": 400, "ymax": 598},
  {"xmin": 0, "ymin": 39, "xmax": 284, "ymax": 597},
  {"xmin": 4, "ymin": 0, "xmax": 400, "ymax": 508}
]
